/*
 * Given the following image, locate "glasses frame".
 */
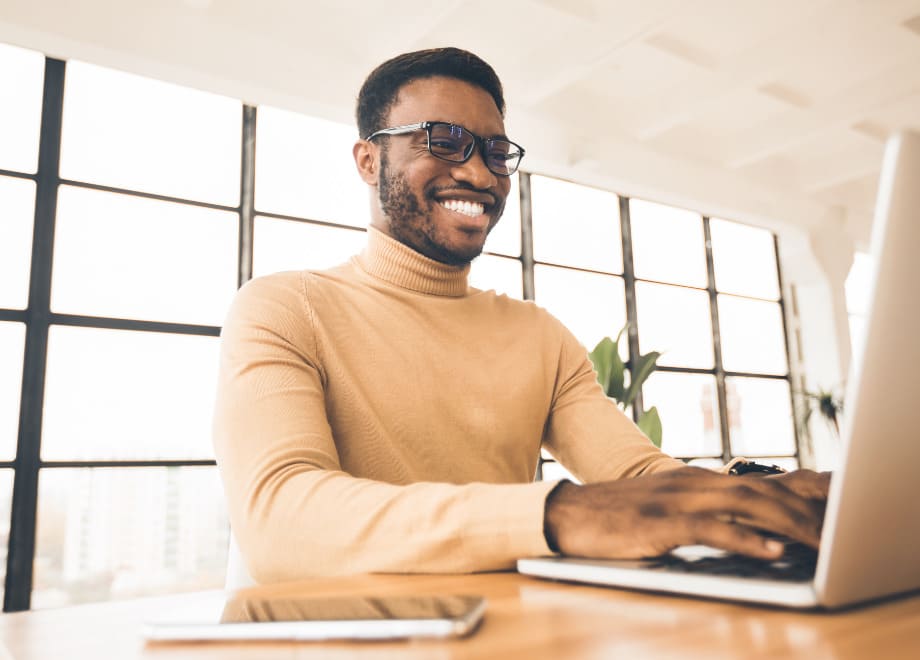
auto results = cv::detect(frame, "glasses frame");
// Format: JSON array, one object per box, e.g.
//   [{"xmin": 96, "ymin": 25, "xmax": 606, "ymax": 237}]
[{"xmin": 365, "ymin": 121, "xmax": 525, "ymax": 176}]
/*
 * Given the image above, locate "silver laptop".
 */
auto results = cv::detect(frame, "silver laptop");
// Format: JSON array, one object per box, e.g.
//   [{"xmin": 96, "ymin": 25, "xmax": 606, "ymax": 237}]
[{"xmin": 518, "ymin": 130, "xmax": 920, "ymax": 610}]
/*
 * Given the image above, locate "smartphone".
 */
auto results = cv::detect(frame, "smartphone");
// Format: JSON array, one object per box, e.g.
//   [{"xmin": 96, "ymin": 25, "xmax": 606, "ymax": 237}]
[{"xmin": 143, "ymin": 593, "xmax": 486, "ymax": 642}]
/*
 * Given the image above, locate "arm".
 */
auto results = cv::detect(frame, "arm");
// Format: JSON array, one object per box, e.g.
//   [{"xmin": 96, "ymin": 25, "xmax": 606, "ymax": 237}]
[
  {"xmin": 541, "ymin": 326, "xmax": 830, "ymax": 559},
  {"xmin": 541, "ymin": 324, "xmax": 685, "ymax": 481},
  {"xmin": 213, "ymin": 275, "xmax": 556, "ymax": 583},
  {"xmin": 544, "ymin": 467, "xmax": 829, "ymax": 560}
]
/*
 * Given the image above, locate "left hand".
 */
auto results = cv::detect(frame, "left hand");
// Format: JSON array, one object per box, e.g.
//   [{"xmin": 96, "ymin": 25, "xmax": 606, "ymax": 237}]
[{"xmin": 767, "ymin": 469, "xmax": 832, "ymax": 502}]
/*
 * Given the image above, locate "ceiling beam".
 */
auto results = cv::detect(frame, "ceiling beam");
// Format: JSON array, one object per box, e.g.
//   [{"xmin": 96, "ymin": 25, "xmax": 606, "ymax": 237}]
[
  {"xmin": 723, "ymin": 60, "xmax": 920, "ymax": 169},
  {"xmin": 518, "ymin": 0, "xmax": 685, "ymax": 106},
  {"xmin": 633, "ymin": 0, "xmax": 875, "ymax": 140}
]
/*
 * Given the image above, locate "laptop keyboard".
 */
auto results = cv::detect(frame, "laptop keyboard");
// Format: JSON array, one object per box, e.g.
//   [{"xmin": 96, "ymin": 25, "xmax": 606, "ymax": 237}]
[{"xmin": 645, "ymin": 541, "xmax": 818, "ymax": 582}]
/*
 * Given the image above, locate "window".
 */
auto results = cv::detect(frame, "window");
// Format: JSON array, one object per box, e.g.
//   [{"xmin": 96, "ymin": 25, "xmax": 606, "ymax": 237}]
[
  {"xmin": 50, "ymin": 186, "xmax": 238, "ymax": 325},
  {"xmin": 532, "ymin": 190, "xmax": 797, "ymax": 475},
  {"xmin": 531, "ymin": 175, "xmax": 622, "ymax": 272},
  {"xmin": 0, "ymin": 43, "xmax": 44, "ymax": 174},
  {"xmin": 3, "ymin": 56, "xmax": 234, "ymax": 612},
  {"xmin": 59, "ymin": 61, "xmax": 242, "ymax": 205},
  {"xmin": 41, "ymin": 327, "xmax": 220, "ymax": 461},
  {"xmin": 3, "ymin": 45, "xmax": 799, "ymax": 611},
  {"xmin": 845, "ymin": 251, "xmax": 872, "ymax": 363},
  {"xmin": 255, "ymin": 107, "xmax": 368, "ymax": 227},
  {"xmin": 252, "ymin": 219, "xmax": 365, "ymax": 278},
  {"xmin": 0, "ymin": 176, "xmax": 36, "ymax": 310},
  {"xmin": 0, "ymin": 323, "xmax": 26, "ymax": 461},
  {"xmin": 32, "ymin": 467, "xmax": 227, "ymax": 608}
]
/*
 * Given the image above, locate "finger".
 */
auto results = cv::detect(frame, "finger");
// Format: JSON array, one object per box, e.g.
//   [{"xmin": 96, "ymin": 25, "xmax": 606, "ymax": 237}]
[
  {"xmin": 769, "ymin": 470, "xmax": 832, "ymax": 500},
  {"xmin": 673, "ymin": 481, "xmax": 823, "ymax": 548},
  {"xmin": 633, "ymin": 468, "xmax": 825, "ymax": 547},
  {"xmin": 683, "ymin": 515, "xmax": 786, "ymax": 560}
]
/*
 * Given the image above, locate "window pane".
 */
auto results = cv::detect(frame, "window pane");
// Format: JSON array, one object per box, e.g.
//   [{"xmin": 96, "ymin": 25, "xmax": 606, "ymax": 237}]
[
  {"xmin": 470, "ymin": 254, "xmax": 523, "ymax": 299},
  {"xmin": 759, "ymin": 456, "xmax": 800, "ymax": 471},
  {"xmin": 60, "ymin": 61, "xmax": 241, "ymax": 205},
  {"xmin": 42, "ymin": 327, "xmax": 219, "ymax": 460},
  {"xmin": 0, "ymin": 322, "xmax": 26, "ymax": 461},
  {"xmin": 642, "ymin": 372, "xmax": 722, "ymax": 458},
  {"xmin": 710, "ymin": 218, "xmax": 780, "ymax": 300},
  {"xmin": 483, "ymin": 172, "xmax": 520, "ymax": 257},
  {"xmin": 255, "ymin": 107, "xmax": 368, "ymax": 227},
  {"xmin": 688, "ymin": 457, "xmax": 724, "ymax": 469},
  {"xmin": 51, "ymin": 186, "xmax": 238, "ymax": 326},
  {"xmin": 0, "ymin": 469, "xmax": 11, "ymax": 605},
  {"xmin": 635, "ymin": 281, "xmax": 713, "ymax": 368},
  {"xmin": 846, "ymin": 251, "xmax": 873, "ymax": 363},
  {"xmin": 718, "ymin": 295, "xmax": 788, "ymax": 375},
  {"xmin": 541, "ymin": 460, "xmax": 579, "ymax": 484},
  {"xmin": 845, "ymin": 251, "xmax": 873, "ymax": 316},
  {"xmin": 0, "ymin": 175, "xmax": 35, "ymax": 309},
  {"xmin": 534, "ymin": 265, "xmax": 626, "ymax": 351},
  {"xmin": 725, "ymin": 377, "xmax": 796, "ymax": 456},
  {"xmin": 531, "ymin": 176, "xmax": 622, "ymax": 273},
  {"xmin": 32, "ymin": 467, "xmax": 228, "ymax": 608},
  {"xmin": 630, "ymin": 199, "xmax": 707, "ymax": 287},
  {"xmin": 0, "ymin": 43, "xmax": 44, "ymax": 174},
  {"xmin": 252, "ymin": 217, "xmax": 365, "ymax": 278}
]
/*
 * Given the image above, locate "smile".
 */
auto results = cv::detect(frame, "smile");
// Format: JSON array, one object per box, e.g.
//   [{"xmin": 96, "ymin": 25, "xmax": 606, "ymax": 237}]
[{"xmin": 439, "ymin": 199, "xmax": 485, "ymax": 217}]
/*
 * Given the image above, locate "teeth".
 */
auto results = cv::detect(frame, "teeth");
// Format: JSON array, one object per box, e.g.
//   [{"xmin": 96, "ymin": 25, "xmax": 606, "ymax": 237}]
[{"xmin": 440, "ymin": 199, "xmax": 485, "ymax": 217}]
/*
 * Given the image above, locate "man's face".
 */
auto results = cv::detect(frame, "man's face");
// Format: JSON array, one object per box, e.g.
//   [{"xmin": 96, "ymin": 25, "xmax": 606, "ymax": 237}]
[{"xmin": 369, "ymin": 76, "xmax": 511, "ymax": 266}]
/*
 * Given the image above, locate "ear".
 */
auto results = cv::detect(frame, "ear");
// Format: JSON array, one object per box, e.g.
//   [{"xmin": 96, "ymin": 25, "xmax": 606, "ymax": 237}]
[{"xmin": 353, "ymin": 140, "xmax": 379, "ymax": 186}]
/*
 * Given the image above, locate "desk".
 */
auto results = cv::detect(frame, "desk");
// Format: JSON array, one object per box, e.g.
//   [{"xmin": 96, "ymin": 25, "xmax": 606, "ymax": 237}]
[{"xmin": 2, "ymin": 572, "xmax": 919, "ymax": 659}]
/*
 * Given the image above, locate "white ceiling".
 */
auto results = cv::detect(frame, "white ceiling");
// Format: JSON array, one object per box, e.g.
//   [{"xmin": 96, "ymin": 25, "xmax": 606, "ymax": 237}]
[{"xmin": 2, "ymin": 0, "xmax": 919, "ymax": 249}]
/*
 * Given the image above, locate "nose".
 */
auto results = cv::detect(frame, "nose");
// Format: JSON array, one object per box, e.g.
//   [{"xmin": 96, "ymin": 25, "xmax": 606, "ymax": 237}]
[{"xmin": 449, "ymin": 146, "xmax": 498, "ymax": 190}]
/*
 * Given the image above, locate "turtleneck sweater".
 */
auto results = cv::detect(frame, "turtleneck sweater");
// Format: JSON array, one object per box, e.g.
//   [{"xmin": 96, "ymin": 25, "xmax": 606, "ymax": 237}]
[{"xmin": 213, "ymin": 227, "xmax": 684, "ymax": 583}]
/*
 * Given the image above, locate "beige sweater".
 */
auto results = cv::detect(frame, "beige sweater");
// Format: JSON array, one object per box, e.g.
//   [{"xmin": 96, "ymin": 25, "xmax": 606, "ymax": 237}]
[{"xmin": 213, "ymin": 227, "xmax": 684, "ymax": 583}]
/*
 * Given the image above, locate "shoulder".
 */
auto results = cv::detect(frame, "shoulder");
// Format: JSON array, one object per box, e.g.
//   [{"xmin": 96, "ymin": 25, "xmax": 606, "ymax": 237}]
[
  {"xmin": 469, "ymin": 289, "xmax": 576, "ymax": 344},
  {"xmin": 226, "ymin": 271, "xmax": 307, "ymax": 322},
  {"xmin": 228, "ymin": 262, "xmax": 356, "ymax": 316}
]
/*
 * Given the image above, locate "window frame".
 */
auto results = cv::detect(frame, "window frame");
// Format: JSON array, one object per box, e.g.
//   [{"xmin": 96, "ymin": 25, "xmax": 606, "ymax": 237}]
[{"xmin": 2, "ymin": 54, "xmax": 800, "ymax": 611}]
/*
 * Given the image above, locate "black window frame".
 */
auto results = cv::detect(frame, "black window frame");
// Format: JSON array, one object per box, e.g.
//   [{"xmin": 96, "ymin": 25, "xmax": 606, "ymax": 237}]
[{"xmin": 1, "ymin": 53, "xmax": 800, "ymax": 612}]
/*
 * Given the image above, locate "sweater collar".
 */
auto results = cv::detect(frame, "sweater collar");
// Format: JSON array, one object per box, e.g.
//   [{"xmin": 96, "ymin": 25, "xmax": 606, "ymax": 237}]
[{"xmin": 356, "ymin": 226, "xmax": 471, "ymax": 297}]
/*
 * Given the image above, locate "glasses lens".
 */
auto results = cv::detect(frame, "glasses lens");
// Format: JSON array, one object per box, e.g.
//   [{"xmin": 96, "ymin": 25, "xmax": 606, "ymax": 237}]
[
  {"xmin": 428, "ymin": 123, "xmax": 474, "ymax": 161},
  {"xmin": 485, "ymin": 139, "xmax": 522, "ymax": 176}
]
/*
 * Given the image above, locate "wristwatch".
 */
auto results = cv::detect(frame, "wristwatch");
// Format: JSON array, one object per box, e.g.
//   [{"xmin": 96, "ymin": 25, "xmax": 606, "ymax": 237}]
[{"xmin": 727, "ymin": 458, "xmax": 787, "ymax": 476}]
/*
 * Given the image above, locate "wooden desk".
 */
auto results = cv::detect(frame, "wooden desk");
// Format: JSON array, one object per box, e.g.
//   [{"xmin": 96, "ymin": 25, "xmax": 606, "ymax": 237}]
[{"xmin": 2, "ymin": 572, "xmax": 919, "ymax": 659}]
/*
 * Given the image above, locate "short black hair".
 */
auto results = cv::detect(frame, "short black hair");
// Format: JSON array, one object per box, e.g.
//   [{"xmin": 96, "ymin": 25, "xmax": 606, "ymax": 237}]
[{"xmin": 356, "ymin": 47, "xmax": 505, "ymax": 139}]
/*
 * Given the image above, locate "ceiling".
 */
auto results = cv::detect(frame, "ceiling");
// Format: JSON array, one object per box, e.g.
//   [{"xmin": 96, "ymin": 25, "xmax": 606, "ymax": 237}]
[{"xmin": 2, "ymin": 0, "xmax": 919, "ymax": 249}]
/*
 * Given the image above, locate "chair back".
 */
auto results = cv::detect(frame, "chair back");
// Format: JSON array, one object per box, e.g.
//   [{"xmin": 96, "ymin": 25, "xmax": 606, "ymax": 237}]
[{"xmin": 225, "ymin": 530, "xmax": 257, "ymax": 590}]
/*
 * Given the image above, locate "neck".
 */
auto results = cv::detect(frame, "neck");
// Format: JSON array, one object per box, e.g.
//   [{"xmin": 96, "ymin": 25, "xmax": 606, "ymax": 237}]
[{"xmin": 356, "ymin": 227, "xmax": 471, "ymax": 297}]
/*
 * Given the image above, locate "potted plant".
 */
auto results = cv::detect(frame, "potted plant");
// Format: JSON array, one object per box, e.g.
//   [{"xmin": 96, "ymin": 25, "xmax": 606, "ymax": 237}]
[
  {"xmin": 589, "ymin": 325, "xmax": 663, "ymax": 447},
  {"xmin": 797, "ymin": 386, "xmax": 845, "ymax": 438}
]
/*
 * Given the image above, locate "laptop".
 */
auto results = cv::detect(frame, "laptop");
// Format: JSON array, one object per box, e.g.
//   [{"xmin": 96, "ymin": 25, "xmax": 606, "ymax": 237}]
[{"xmin": 518, "ymin": 130, "xmax": 920, "ymax": 610}]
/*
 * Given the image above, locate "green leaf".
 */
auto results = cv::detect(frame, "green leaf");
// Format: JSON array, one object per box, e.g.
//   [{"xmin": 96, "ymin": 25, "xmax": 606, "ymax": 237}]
[
  {"xmin": 623, "ymin": 350, "xmax": 661, "ymax": 408},
  {"xmin": 589, "ymin": 335, "xmax": 626, "ymax": 402},
  {"xmin": 637, "ymin": 407, "xmax": 662, "ymax": 448},
  {"xmin": 589, "ymin": 336, "xmax": 614, "ymax": 391}
]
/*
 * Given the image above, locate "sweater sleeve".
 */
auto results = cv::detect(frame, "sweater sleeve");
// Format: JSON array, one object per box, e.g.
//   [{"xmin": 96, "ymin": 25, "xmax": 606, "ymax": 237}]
[
  {"xmin": 542, "ymin": 320, "xmax": 687, "ymax": 482},
  {"xmin": 213, "ymin": 274, "xmax": 557, "ymax": 583}
]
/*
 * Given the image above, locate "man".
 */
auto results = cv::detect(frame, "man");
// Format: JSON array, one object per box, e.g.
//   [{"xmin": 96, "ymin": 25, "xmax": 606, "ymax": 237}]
[{"xmin": 213, "ymin": 47, "xmax": 829, "ymax": 584}]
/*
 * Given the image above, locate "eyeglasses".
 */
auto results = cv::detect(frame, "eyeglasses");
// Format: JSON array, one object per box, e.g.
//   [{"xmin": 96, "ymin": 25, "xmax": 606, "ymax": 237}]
[{"xmin": 365, "ymin": 121, "xmax": 525, "ymax": 176}]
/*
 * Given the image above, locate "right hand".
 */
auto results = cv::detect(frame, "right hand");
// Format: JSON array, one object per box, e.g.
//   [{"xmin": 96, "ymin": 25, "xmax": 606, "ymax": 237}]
[{"xmin": 544, "ymin": 467, "xmax": 828, "ymax": 560}]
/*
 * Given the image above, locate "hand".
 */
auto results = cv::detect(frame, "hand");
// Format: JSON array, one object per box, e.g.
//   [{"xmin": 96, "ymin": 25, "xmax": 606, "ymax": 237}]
[
  {"xmin": 767, "ymin": 468, "xmax": 831, "ymax": 501},
  {"xmin": 544, "ymin": 467, "xmax": 830, "ymax": 561}
]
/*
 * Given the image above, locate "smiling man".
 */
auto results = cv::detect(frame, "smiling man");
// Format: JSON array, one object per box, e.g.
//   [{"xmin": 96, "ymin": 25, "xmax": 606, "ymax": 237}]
[{"xmin": 213, "ymin": 48, "xmax": 829, "ymax": 584}]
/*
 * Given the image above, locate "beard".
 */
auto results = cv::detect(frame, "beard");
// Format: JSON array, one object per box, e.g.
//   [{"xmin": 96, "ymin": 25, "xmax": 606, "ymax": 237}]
[{"xmin": 377, "ymin": 150, "xmax": 501, "ymax": 266}]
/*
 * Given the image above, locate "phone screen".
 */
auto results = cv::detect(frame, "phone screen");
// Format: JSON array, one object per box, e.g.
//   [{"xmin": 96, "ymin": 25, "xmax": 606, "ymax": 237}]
[
  {"xmin": 222, "ymin": 593, "xmax": 485, "ymax": 623},
  {"xmin": 144, "ymin": 593, "xmax": 486, "ymax": 642}
]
